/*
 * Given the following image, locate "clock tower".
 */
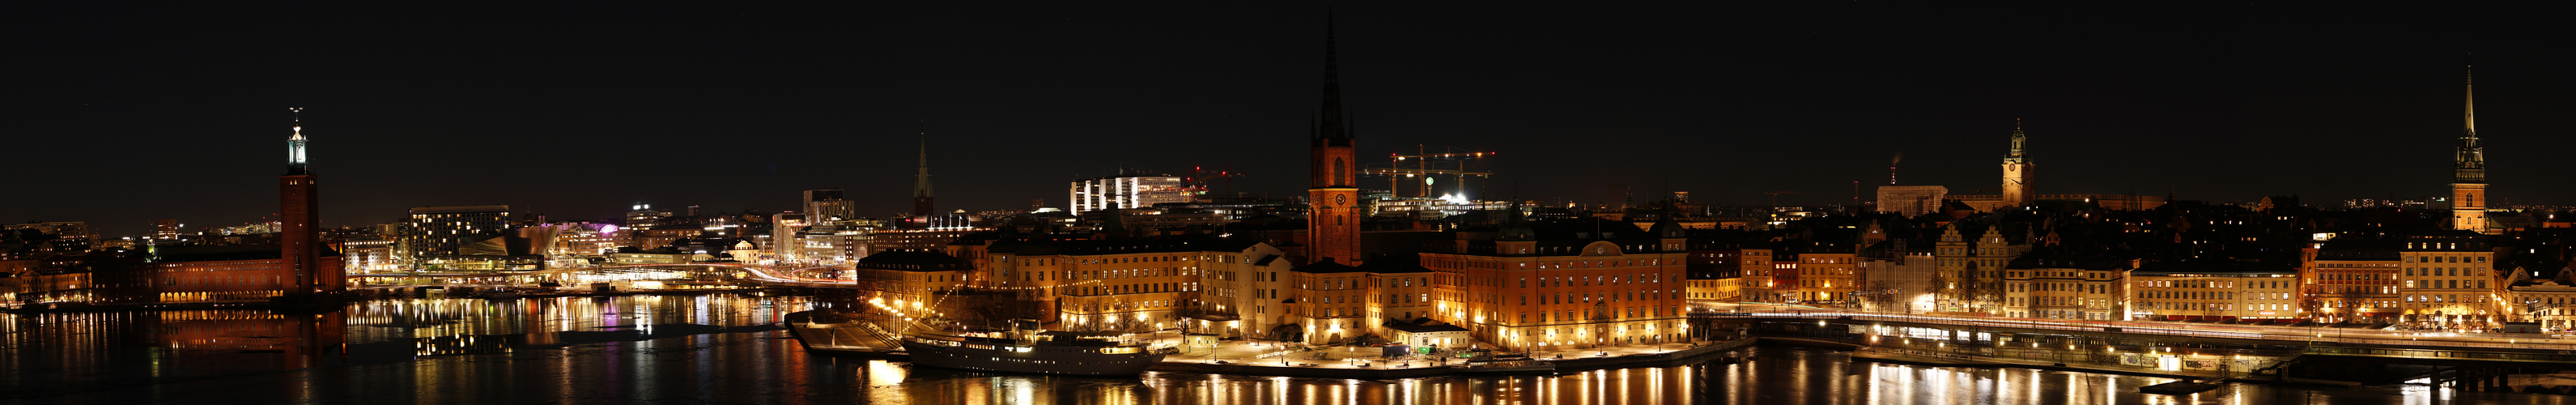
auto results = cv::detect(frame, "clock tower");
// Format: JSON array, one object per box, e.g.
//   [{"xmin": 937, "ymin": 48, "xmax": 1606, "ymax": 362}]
[
  {"xmin": 1307, "ymin": 19, "xmax": 1362, "ymax": 265},
  {"xmin": 2000, "ymin": 119, "xmax": 2032, "ymax": 207}
]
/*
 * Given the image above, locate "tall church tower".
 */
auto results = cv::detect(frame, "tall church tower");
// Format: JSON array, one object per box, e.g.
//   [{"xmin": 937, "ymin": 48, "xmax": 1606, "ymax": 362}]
[
  {"xmin": 2452, "ymin": 67, "xmax": 2490, "ymax": 233},
  {"xmin": 279, "ymin": 108, "xmax": 327, "ymax": 297},
  {"xmin": 2000, "ymin": 119, "xmax": 2032, "ymax": 207},
  {"xmin": 914, "ymin": 139, "xmax": 936, "ymax": 218},
  {"xmin": 1307, "ymin": 19, "xmax": 1363, "ymax": 265}
]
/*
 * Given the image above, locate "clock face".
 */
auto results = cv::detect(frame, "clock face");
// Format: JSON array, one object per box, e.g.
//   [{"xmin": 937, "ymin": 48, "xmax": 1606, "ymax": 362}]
[{"xmin": 1335, "ymin": 194, "xmax": 1348, "ymax": 204}]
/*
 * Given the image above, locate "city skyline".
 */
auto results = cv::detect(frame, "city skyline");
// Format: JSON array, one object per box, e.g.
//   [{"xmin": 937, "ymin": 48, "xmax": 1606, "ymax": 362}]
[{"xmin": 15, "ymin": 3, "xmax": 2574, "ymax": 237}]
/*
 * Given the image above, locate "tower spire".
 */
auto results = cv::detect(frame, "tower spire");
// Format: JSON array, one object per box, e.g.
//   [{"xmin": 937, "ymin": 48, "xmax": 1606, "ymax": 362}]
[
  {"xmin": 1316, "ymin": 14, "xmax": 1348, "ymax": 141},
  {"xmin": 913, "ymin": 135, "xmax": 935, "ymax": 217},
  {"xmin": 2008, "ymin": 117, "xmax": 2026, "ymax": 160},
  {"xmin": 2457, "ymin": 66, "xmax": 2484, "ymax": 173},
  {"xmin": 2465, "ymin": 66, "xmax": 2476, "ymax": 134},
  {"xmin": 2451, "ymin": 66, "xmax": 2491, "ymax": 234},
  {"xmin": 286, "ymin": 107, "xmax": 308, "ymax": 175}
]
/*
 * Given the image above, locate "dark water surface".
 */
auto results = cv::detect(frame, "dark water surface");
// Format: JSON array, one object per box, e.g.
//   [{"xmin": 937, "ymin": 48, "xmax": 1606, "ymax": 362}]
[{"xmin": 3, "ymin": 293, "xmax": 2565, "ymax": 404}]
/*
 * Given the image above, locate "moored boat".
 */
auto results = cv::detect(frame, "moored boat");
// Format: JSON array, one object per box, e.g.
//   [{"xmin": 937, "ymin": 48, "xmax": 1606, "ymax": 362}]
[{"xmin": 899, "ymin": 318, "xmax": 1167, "ymax": 376}]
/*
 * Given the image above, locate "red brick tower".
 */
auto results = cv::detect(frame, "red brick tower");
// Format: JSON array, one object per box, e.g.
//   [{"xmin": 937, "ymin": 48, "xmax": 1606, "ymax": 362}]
[
  {"xmin": 1307, "ymin": 20, "xmax": 1362, "ymax": 266},
  {"xmin": 280, "ymin": 108, "xmax": 326, "ymax": 297}
]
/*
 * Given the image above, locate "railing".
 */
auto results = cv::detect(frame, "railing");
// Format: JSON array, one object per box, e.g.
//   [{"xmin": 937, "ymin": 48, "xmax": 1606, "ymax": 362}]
[{"xmin": 2305, "ymin": 346, "xmax": 2576, "ymax": 363}]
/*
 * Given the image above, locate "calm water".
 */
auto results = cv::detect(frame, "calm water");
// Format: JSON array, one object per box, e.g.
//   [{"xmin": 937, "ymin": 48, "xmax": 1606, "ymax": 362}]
[{"xmin": 2, "ymin": 293, "xmax": 2564, "ymax": 404}]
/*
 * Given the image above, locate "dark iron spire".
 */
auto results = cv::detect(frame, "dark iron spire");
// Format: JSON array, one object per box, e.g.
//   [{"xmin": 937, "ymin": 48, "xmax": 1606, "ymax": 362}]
[
  {"xmin": 2456, "ymin": 66, "xmax": 2485, "ymax": 178},
  {"xmin": 1316, "ymin": 15, "xmax": 1349, "ymax": 141}
]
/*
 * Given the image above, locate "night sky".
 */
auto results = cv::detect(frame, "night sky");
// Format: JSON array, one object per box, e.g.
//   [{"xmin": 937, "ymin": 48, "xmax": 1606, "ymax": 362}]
[{"xmin": 13, "ymin": 3, "xmax": 2573, "ymax": 237}]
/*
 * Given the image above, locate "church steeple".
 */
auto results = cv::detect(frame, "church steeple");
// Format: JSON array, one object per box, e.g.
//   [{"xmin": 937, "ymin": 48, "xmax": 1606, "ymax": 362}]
[
  {"xmin": 2450, "ymin": 66, "xmax": 2492, "ymax": 234},
  {"xmin": 2456, "ymin": 66, "xmax": 2484, "ymax": 178},
  {"xmin": 1303, "ymin": 12, "xmax": 1363, "ymax": 265},
  {"xmin": 1316, "ymin": 15, "xmax": 1349, "ymax": 142},
  {"xmin": 913, "ymin": 137, "xmax": 935, "ymax": 217}
]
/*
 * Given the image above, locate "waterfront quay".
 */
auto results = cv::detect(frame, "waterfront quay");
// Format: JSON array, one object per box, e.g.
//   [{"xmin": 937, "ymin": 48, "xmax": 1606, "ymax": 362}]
[
  {"xmin": 1704, "ymin": 310, "xmax": 2576, "ymax": 394},
  {"xmin": 9, "ymin": 291, "xmax": 2575, "ymax": 403}
]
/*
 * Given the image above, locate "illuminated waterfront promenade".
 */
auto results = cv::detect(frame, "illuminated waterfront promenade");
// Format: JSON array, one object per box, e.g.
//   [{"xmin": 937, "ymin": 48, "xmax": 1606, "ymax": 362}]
[{"xmin": 4, "ymin": 292, "xmax": 2565, "ymax": 403}]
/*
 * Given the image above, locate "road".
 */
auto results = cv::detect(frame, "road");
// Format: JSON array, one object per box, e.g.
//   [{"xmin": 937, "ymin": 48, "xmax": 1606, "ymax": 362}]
[{"xmin": 1694, "ymin": 302, "xmax": 2576, "ymax": 352}]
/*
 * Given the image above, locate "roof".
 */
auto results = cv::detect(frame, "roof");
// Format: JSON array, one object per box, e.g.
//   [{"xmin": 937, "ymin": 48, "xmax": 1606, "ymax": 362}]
[
  {"xmin": 853, "ymin": 250, "xmax": 973, "ymax": 271},
  {"xmin": 1357, "ymin": 257, "xmax": 1432, "ymax": 274},
  {"xmin": 1294, "ymin": 257, "xmax": 1363, "ymax": 274},
  {"xmin": 2132, "ymin": 261, "xmax": 2295, "ymax": 276},
  {"xmin": 1381, "ymin": 318, "xmax": 1469, "ymax": 334}
]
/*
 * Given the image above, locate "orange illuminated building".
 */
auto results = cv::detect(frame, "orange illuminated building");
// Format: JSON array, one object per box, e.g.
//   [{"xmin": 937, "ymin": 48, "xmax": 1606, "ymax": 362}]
[{"xmin": 1420, "ymin": 215, "xmax": 1692, "ymax": 351}]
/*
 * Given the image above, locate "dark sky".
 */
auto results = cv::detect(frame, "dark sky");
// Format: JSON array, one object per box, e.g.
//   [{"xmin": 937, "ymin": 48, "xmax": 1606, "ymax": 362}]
[{"xmin": 12, "ymin": 3, "xmax": 2572, "ymax": 237}]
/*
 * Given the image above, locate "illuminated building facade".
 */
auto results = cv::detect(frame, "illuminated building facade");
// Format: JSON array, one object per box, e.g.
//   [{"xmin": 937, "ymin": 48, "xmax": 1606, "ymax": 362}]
[
  {"xmin": 397, "ymin": 205, "xmax": 512, "ymax": 262},
  {"xmin": 803, "ymin": 189, "xmax": 854, "ymax": 221},
  {"xmin": 852, "ymin": 250, "xmax": 975, "ymax": 318},
  {"xmin": 1999, "ymin": 253, "xmax": 2129, "ymax": 320},
  {"xmin": 1736, "ymin": 247, "xmax": 1775, "ymax": 303},
  {"xmin": 2397, "ymin": 230, "xmax": 2501, "ymax": 327},
  {"xmin": 1796, "ymin": 244, "xmax": 1857, "ymax": 304},
  {"xmin": 2128, "ymin": 263, "xmax": 2299, "ymax": 321},
  {"xmin": 1874, "ymin": 185, "xmax": 1949, "ymax": 217},
  {"xmin": 155, "ymin": 218, "xmax": 181, "ymax": 241},
  {"xmin": 1933, "ymin": 223, "xmax": 2027, "ymax": 313},
  {"xmin": 771, "ymin": 212, "xmax": 808, "ymax": 262},
  {"xmin": 2302, "ymin": 237, "xmax": 2402, "ymax": 322},
  {"xmin": 1070, "ymin": 175, "xmax": 1188, "ymax": 214},
  {"xmin": 799, "ymin": 220, "xmax": 877, "ymax": 264},
  {"xmin": 1419, "ymin": 216, "xmax": 1691, "ymax": 351}
]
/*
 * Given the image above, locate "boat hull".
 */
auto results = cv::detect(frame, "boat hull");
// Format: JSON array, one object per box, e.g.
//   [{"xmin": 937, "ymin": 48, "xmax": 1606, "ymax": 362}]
[{"xmin": 899, "ymin": 339, "xmax": 1165, "ymax": 376}]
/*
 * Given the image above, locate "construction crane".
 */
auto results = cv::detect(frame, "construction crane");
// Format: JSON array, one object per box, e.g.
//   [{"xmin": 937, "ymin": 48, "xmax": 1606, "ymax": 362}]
[
  {"xmin": 1183, "ymin": 165, "xmax": 1246, "ymax": 203},
  {"xmin": 1361, "ymin": 145, "xmax": 1498, "ymax": 198}
]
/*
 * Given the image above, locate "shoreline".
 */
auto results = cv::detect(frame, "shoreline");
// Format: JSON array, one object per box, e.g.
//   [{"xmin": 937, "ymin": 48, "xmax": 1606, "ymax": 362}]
[{"xmin": 2, "ymin": 287, "xmax": 795, "ymax": 313}]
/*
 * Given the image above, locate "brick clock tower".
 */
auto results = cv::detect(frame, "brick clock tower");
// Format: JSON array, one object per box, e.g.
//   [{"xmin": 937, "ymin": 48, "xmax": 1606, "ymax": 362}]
[
  {"xmin": 2452, "ymin": 68, "xmax": 2491, "ymax": 234},
  {"xmin": 2000, "ymin": 119, "xmax": 2032, "ymax": 207},
  {"xmin": 279, "ymin": 108, "xmax": 335, "ymax": 298},
  {"xmin": 1307, "ymin": 22, "xmax": 1362, "ymax": 265}
]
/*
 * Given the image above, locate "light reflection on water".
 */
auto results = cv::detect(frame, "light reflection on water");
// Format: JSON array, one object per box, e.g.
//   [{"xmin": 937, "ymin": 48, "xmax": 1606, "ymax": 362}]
[
  {"xmin": 874, "ymin": 346, "xmax": 2567, "ymax": 405},
  {"xmin": 3, "ymin": 295, "xmax": 2568, "ymax": 404}
]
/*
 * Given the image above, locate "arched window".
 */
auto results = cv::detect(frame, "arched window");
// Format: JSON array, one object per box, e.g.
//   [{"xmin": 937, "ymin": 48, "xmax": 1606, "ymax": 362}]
[{"xmin": 1333, "ymin": 157, "xmax": 1346, "ymax": 183}]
